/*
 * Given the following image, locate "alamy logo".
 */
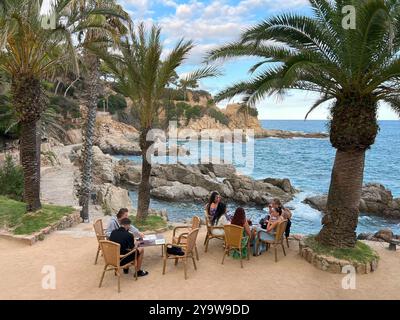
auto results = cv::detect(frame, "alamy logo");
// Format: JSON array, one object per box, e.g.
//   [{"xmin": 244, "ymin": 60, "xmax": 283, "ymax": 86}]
[
  {"xmin": 39, "ymin": 0, "xmax": 57, "ymax": 30},
  {"xmin": 342, "ymin": 5, "xmax": 356, "ymax": 30},
  {"xmin": 41, "ymin": 265, "xmax": 56, "ymax": 289}
]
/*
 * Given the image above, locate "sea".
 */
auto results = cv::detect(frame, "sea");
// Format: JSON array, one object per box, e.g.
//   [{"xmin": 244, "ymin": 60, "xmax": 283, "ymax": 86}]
[{"xmin": 116, "ymin": 120, "xmax": 400, "ymax": 235}]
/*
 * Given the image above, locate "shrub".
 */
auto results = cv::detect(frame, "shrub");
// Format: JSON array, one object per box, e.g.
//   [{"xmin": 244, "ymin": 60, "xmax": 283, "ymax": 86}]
[
  {"xmin": 0, "ymin": 155, "xmax": 24, "ymax": 201},
  {"xmin": 207, "ymin": 108, "xmax": 229, "ymax": 126},
  {"xmin": 185, "ymin": 105, "xmax": 202, "ymax": 123},
  {"xmin": 49, "ymin": 95, "xmax": 81, "ymax": 118},
  {"xmin": 97, "ymin": 94, "xmax": 127, "ymax": 114}
]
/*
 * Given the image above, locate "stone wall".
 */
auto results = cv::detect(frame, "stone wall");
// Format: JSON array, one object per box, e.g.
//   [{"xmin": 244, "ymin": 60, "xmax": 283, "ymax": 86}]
[{"xmin": 299, "ymin": 240, "xmax": 379, "ymax": 274}]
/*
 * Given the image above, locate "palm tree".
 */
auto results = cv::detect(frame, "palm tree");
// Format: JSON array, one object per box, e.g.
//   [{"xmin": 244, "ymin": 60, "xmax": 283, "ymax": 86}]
[
  {"xmin": 0, "ymin": 0, "xmax": 78, "ymax": 211},
  {"xmin": 65, "ymin": 0, "xmax": 129, "ymax": 221},
  {"xmin": 100, "ymin": 23, "xmax": 219, "ymax": 221},
  {"xmin": 207, "ymin": 0, "xmax": 400, "ymax": 248}
]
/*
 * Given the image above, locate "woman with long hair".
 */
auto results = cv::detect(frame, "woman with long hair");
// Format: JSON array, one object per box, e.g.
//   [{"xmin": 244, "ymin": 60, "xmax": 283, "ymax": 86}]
[
  {"xmin": 205, "ymin": 191, "xmax": 220, "ymax": 219},
  {"xmin": 210, "ymin": 202, "xmax": 229, "ymax": 236},
  {"xmin": 230, "ymin": 207, "xmax": 252, "ymax": 259}
]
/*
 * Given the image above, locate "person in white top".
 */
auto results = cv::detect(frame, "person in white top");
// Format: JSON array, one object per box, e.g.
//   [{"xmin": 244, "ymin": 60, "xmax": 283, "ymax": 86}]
[{"xmin": 211, "ymin": 202, "xmax": 230, "ymax": 236}]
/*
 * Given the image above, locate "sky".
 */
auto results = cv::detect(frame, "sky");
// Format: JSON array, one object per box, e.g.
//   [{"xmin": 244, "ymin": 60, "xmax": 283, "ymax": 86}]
[{"xmin": 114, "ymin": 0, "xmax": 399, "ymax": 120}]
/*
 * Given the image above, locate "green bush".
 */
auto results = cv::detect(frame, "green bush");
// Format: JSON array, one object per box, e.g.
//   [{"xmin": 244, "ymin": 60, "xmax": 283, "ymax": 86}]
[
  {"xmin": 207, "ymin": 108, "xmax": 229, "ymax": 126},
  {"xmin": 0, "ymin": 155, "xmax": 24, "ymax": 201},
  {"xmin": 49, "ymin": 95, "xmax": 81, "ymax": 118},
  {"xmin": 97, "ymin": 94, "xmax": 127, "ymax": 114},
  {"xmin": 185, "ymin": 105, "xmax": 202, "ymax": 123}
]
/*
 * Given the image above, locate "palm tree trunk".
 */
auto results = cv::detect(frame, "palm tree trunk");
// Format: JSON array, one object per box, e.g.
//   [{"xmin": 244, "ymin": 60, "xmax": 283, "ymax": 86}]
[
  {"xmin": 20, "ymin": 120, "xmax": 41, "ymax": 211},
  {"xmin": 12, "ymin": 74, "xmax": 43, "ymax": 212},
  {"xmin": 316, "ymin": 149, "xmax": 366, "ymax": 248},
  {"xmin": 79, "ymin": 53, "xmax": 100, "ymax": 222},
  {"xmin": 137, "ymin": 128, "xmax": 152, "ymax": 222}
]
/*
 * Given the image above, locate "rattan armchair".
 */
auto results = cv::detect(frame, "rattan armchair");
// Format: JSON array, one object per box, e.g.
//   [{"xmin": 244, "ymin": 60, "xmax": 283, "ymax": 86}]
[
  {"xmin": 98, "ymin": 240, "xmax": 138, "ymax": 293},
  {"xmin": 203, "ymin": 211, "xmax": 224, "ymax": 252},
  {"xmin": 222, "ymin": 224, "xmax": 249, "ymax": 268},
  {"xmin": 163, "ymin": 228, "xmax": 200, "ymax": 280},
  {"xmin": 172, "ymin": 215, "xmax": 201, "ymax": 260},
  {"xmin": 256, "ymin": 220, "xmax": 288, "ymax": 262},
  {"xmin": 93, "ymin": 219, "xmax": 107, "ymax": 264}
]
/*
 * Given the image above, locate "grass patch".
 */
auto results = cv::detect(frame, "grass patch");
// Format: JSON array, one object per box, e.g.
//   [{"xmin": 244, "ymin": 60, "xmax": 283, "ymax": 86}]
[
  {"xmin": 304, "ymin": 235, "xmax": 379, "ymax": 263},
  {"xmin": 0, "ymin": 196, "xmax": 74, "ymax": 235},
  {"xmin": 130, "ymin": 215, "xmax": 167, "ymax": 231}
]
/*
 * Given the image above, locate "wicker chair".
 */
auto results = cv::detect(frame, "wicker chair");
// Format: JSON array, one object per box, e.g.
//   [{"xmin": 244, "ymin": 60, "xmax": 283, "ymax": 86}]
[
  {"xmin": 93, "ymin": 219, "xmax": 107, "ymax": 265},
  {"xmin": 203, "ymin": 211, "xmax": 224, "ymax": 252},
  {"xmin": 221, "ymin": 224, "xmax": 249, "ymax": 268},
  {"xmin": 163, "ymin": 228, "xmax": 200, "ymax": 280},
  {"xmin": 98, "ymin": 240, "xmax": 138, "ymax": 293},
  {"xmin": 172, "ymin": 216, "xmax": 201, "ymax": 260},
  {"xmin": 256, "ymin": 220, "xmax": 288, "ymax": 262}
]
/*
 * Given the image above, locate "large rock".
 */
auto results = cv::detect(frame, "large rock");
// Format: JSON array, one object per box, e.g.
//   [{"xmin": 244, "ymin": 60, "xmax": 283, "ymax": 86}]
[
  {"xmin": 374, "ymin": 228, "xmax": 394, "ymax": 242},
  {"xmin": 303, "ymin": 183, "xmax": 400, "ymax": 219},
  {"xmin": 114, "ymin": 159, "xmax": 142, "ymax": 187},
  {"xmin": 303, "ymin": 195, "xmax": 328, "ymax": 212},
  {"xmin": 66, "ymin": 129, "xmax": 83, "ymax": 144},
  {"xmin": 94, "ymin": 114, "xmax": 141, "ymax": 155},
  {"xmin": 151, "ymin": 181, "xmax": 209, "ymax": 201},
  {"xmin": 263, "ymin": 178, "xmax": 297, "ymax": 194},
  {"xmin": 95, "ymin": 183, "xmax": 134, "ymax": 215}
]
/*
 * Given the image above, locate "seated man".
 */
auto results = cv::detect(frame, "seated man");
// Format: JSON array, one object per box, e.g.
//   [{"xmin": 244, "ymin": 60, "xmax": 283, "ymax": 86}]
[
  {"xmin": 106, "ymin": 208, "xmax": 144, "ymax": 239},
  {"xmin": 109, "ymin": 218, "xmax": 148, "ymax": 277}
]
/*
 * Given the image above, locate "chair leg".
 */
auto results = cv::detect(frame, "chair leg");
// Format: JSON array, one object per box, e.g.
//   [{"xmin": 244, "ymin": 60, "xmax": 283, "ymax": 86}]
[
  {"xmin": 205, "ymin": 237, "xmax": 210, "ymax": 252},
  {"xmin": 286, "ymin": 237, "xmax": 290, "ymax": 248},
  {"xmin": 99, "ymin": 265, "xmax": 107, "ymax": 288},
  {"xmin": 274, "ymin": 247, "xmax": 278, "ymax": 263},
  {"xmin": 174, "ymin": 257, "xmax": 179, "ymax": 266},
  {"xmin": 117, "ymin": 270, "xmax": 121, "ymax": 293},
  {"xmin": 95, "ymin": 245, "xmax": 101, "ymax": 265},
  {"xmin": 195, "ymin": 245, "xmax": 199, "ymax": 261},
  {"xmin": 221, "ymin": 248, "xmax": 227, "ymax": 265},
  {"xmin": 282, "ymin": 243, "xmax": 286, "ymax": 256},
  {"xmin": 203, "ymin": 234, "xmax": 208, "ymax": 246},
  {"xmin": 183, "ymin": 258, "xmax": 187, "ymax": 280},
  {"xmin": 162, "ymin": 255, "xmax": 167, "ymax": 275},
  {"xmin": 192, "ymin": 255, "xmax": 197, "ymax": 270}
]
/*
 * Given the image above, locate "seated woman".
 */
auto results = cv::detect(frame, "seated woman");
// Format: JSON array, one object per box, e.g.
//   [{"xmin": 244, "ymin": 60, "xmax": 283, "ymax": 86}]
[
  {"xmin": 251, "ymin": 207, "xmax": 283, "ymax": 256},
  {"xmin": 210, "ymin": 203, "xmax": 230, "ymax": 236},
  {"xmin": 229, "ymin": 207, "xmax": 252, "ymax": 259},
  {"xmin": 205, "ymin": 191, "xmax": 221, "ymax": 221}
]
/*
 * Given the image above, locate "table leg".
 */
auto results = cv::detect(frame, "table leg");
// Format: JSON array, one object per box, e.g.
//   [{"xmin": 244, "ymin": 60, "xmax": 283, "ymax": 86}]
[{"xmin": 161, "ymin": 244, "xmax": 164, "ymax": 257}]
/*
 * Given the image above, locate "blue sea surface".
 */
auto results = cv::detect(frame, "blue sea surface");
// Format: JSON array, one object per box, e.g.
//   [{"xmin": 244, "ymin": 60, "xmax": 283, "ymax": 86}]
[{"xmin": 118, "ymin": 120, "xmax": 400, "ymax": 235}]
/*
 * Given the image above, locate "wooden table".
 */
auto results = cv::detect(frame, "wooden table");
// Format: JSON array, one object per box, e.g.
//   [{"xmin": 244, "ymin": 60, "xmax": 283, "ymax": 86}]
[{"xmin": 137, "ymin": 234, "xmax": 166, "ymax": 256}]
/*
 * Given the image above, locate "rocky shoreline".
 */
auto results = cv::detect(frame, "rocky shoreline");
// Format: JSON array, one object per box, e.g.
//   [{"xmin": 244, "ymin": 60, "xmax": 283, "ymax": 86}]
[{"xmin": 303, "ymin": 183, "xmax": 400, "ymax": 219}]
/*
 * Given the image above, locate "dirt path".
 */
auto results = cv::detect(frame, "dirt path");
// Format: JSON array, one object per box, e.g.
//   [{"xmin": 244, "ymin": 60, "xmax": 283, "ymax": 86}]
[{"xmin": 0, "ymin": 227, "xmax": 399, "ymax": 300}]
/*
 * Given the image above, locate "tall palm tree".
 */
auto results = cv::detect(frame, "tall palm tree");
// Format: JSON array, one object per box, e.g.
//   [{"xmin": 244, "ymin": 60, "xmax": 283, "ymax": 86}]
[
  {"xmin": 65, "ymin": 0, "xmax": 130, "ymax": 221},
  {"xmin": 99, "ymin": 23, "xmax": 219, "ymax": 221},
  {"xmin": 207, "ymin": 0, "xmax": 400, "ymax": 248},
  {"xmin": 0, "ymin": 0, "xmax": 77, "ymax": 211}
]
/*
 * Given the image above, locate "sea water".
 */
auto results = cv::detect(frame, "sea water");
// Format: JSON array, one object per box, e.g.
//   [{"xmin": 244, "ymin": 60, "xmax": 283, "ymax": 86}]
[{"xmin": 117, "ymin": 120, "xmax": 400, "ymax": 235}]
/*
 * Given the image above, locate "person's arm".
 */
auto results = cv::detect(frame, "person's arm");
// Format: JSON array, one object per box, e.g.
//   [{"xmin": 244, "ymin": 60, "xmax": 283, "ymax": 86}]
[
  {"xmin": 129, "ymin": 224, "xmax": 143, "ymax": 238},
  {"xmin": 244, "ymin": 221, "xmax": 252, "ymax": 237},
  {"xmin": 267, "ymin": 220, "xmax": 279, "ymax": 233}
]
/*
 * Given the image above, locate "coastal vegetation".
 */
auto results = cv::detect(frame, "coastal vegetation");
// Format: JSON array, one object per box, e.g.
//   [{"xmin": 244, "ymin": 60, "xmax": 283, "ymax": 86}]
[
  {"xmin": 0, "ymin": 196, "xmax": 74, "ymax": 235},
  {"xmin": 207, "ymin": 0, "xmax": 400, "ymax": 248}
]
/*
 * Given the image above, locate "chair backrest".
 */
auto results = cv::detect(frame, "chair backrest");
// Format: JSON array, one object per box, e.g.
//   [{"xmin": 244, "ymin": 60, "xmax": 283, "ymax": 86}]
[
  {"xmin": 274, "ymin": 220, "xmax": 288, "ymax": 242},
  {"xmin": 204, "ymin": 211, "xmax": 212, "ymax": 230},
  {"xmin": 224, "ymin": 224, "xmax": 243, "ymax": 248},
  {"xmin": 191, "ymin": 216, "xmax": 201, "ymax": 229},
  {"xmin": 93, "ymin": 219, "xmax": 105, "ymax": 241},
  {"xmin": 186, "ymin": 228, "xmax": 200, "ymax": 253},
  {"xmin": 99, "ymin": 240, "xmax": 120, "ymax": 267}
]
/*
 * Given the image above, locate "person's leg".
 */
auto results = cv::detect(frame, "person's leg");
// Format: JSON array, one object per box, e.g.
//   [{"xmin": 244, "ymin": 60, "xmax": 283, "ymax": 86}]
[{"xmin": 136, "ymin": 247, "xmax": 144, "ymax": 270}]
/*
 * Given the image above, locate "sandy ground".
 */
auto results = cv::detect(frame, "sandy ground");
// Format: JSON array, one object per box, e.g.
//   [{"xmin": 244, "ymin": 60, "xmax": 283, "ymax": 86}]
[{"xmin": 0, "ymin": 224, "xmax": 399, "ymax": 300}]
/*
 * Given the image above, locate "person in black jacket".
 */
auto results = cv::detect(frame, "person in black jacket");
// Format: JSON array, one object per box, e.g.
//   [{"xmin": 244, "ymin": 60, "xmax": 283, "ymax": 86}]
[{"xmin": 109, "ymin": 218, "xmax": 148, "ymax": 277}]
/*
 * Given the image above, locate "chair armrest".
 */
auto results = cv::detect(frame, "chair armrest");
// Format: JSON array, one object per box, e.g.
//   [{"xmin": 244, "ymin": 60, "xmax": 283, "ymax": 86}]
[
  {"xmin": 172, "ymin": 225, "xmax": 190, "ymax": 237},
  {"xmin": 177, "ymin": 232, "xmax": 189, "ymax": 243},
  {"xmin": 120, "ymin": 248, "xmax": 138, "ymax": 259}
]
